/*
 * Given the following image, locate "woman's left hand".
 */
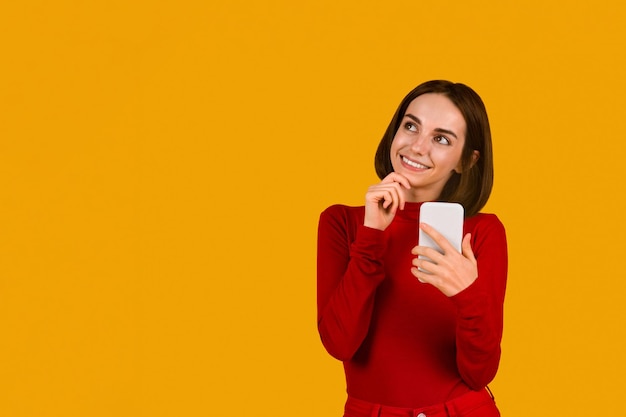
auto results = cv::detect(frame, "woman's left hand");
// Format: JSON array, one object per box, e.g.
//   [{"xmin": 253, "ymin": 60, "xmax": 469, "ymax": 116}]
[{"xmin": 410, "ymin": 223, "xmax": 478, "ymax": 297}]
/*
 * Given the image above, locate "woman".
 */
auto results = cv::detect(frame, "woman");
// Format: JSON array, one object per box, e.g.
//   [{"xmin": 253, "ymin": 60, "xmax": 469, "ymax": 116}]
[{"xmin": 317, "ymin": 80, "xmax": 507, "ymax": 416}]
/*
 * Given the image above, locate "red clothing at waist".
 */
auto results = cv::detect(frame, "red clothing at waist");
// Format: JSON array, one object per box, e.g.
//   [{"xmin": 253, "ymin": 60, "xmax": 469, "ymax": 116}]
[{"xmin": 344, "ymin": 388, "xmax": 499, "ymax": 417}]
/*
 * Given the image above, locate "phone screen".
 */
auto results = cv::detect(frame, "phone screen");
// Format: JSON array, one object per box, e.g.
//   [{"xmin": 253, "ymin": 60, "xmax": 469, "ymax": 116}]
[{"xmin": 418, "ymin": 202, "xmax": 464, "ymax": 271}]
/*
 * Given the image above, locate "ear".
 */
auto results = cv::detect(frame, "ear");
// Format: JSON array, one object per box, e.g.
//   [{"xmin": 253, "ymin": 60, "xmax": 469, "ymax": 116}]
[{"xmin": 455, "ymin": 150, "xmax": 480, "ymax": 173}]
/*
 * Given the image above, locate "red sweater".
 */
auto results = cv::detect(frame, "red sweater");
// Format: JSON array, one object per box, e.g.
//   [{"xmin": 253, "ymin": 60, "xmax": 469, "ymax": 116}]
[{"xmin": 317, "ymin": 202, "xmax": 507, "ymax": 407}]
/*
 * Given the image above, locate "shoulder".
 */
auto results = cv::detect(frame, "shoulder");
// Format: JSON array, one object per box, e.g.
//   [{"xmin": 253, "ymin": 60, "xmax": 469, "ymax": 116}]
[
  {"xmin": 322, "ymin": 204, "xmax": 365, "ymax": 216},
  {"xmin": 466, "ymin": 212, "xmax": 505, "ymax": 231},
  {"xmin": 318, "ymin": 204, "xmax": 365, "ymax": 233},
  {"xmin": 320, "ymin": 204, "xmax": 365, "ymax": 220},
  {"xmin": 465, "ymin": 212, "xmax": 507, "ymax": 246}
]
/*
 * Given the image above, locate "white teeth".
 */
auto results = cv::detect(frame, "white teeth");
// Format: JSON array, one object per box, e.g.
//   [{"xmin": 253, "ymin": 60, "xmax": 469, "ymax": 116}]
[{"xmin": 402, "ymin": 156, "xmax": 428, "ymax": 169}]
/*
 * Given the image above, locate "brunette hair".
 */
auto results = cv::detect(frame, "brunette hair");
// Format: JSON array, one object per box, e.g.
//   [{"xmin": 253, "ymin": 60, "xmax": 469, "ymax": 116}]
[{"xmin": 374, "ymin": 80, "xmax": 494, "ymax": 217}]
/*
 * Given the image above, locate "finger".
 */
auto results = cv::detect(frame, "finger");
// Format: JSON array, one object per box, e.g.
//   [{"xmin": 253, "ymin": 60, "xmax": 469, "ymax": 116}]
[
  {"xmin": 411, "ymin": 245, "xmax": 444, "ymax": 265},
  {"xmin": 372, "ymin": 180, "xmax": 405, "ymax": 210},
  {"xmin": 382, "ymin": 191, "xmax": 395, "ymax": 209},
  {"xmin": 379, "ymin": 184, "xmax": 403, "ymax": 211},
  {"xmin": 382, "ymin": 174, "xmax": 410, "ymax": 209},
  {"xmin": 381, "ymin": 172, "xmax": 411, "ymax": 189},
  {"xmin": 378, "ymin": 190, "xmax": 400, "ymax": 214},
  {"xmin": 366, "ymin": 186, "xmax": 395, "ymax": 204},
  {"xmin": 372, "ymin": 189, "xmax": 391, "ymax": 209},
  {"xmin": 411, "ymin": 266, "xmax": 432, "ymax": 284},
  {"xmin": 395, "ymin": 173, "xmax": 412, "ymax": 190},
  {"xmin": 412, "ymin": 255, "xmax": 432, "ymax": 270},
  {"xmin": 413, "ymin": 246, "xmax": 441, "ymax": 261},
  {"xmin": 413, "ymin": 253, "xmax": 443, "ymax": 274},
  {"xmin": 461, "ymin": 233, "xmax": 476, "ymax": 262},
  {"xmin": 377, "ymin": 177, "xmax": 407, "ymax": 210},
  {"xmin": 394, "ymin": 181, "xmax": 406, "ymax": 210},
  {"xmin": 419, "ymin": 222, "xmax": 455, "ymax": 253},
  {"xmin": 389, "ymin": 180, "xmax": 407, "ymax": 210}
]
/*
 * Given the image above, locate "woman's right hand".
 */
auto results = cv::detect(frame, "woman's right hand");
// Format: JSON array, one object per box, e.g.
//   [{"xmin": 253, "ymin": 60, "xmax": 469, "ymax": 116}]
[{"xmin": 364, "ymin": 172, "xmax": 411, "ymax": 231}]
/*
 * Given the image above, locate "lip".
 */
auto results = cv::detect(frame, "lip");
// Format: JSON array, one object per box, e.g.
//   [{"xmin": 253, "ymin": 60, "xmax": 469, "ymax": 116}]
[{"xmin": 400, "ymin": 155, "xmax": 430, "ymax": 170}]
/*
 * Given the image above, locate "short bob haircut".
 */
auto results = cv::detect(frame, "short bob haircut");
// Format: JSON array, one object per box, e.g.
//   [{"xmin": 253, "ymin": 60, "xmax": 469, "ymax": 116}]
[{"xmin": 374, "ymin": 80, "xmax": 494, "ymax": 218}]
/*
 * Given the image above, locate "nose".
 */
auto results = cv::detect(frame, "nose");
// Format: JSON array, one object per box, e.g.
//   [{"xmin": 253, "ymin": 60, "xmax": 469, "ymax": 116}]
[{"xmin": 410, "ymin": 133, "xmax": 430, "ymax": 154}]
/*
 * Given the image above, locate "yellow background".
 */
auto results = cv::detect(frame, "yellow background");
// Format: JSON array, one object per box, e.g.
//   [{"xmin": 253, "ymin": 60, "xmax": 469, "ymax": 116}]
[{"xmin": 1, "ymin": 1, "xmax": 625, "ymax": 416}]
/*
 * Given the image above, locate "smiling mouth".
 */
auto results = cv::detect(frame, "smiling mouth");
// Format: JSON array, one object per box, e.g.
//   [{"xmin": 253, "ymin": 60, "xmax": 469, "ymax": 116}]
[{"xmin": 402, "ymin": 156, "xmax": 430, "ymax": 169}]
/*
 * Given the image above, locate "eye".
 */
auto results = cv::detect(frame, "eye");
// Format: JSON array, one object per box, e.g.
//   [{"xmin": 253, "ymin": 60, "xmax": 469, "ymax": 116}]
[
  {"xmin": 404, "ymin": 122, "xmax": 417, "ymax": 132},
  {"xmin": 434, "ymin": 135, "xmax": 451, "ymax": 145}
]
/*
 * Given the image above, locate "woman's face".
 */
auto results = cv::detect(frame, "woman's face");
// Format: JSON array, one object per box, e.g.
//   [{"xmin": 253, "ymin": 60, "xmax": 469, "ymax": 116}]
[{"xmin": 390, "ymin": 93, "xmax": 468, "ymax": 202}]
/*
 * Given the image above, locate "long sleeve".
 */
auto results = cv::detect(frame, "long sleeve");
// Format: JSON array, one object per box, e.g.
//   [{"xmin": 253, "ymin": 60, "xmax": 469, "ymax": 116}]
[
  {"xmin": 316, "ymin": 203, "xmax": 508, "ymax": 407},
  {"xmin": 316, "ymin": 205, "xmax": 387, "ymax": 361},
  {"xmin": 450, "ymin": 214, "xmax": 508, "ymax": 389}
]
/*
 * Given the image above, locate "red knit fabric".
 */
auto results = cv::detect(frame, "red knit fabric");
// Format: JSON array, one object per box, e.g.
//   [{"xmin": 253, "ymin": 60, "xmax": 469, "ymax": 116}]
[{"xmin": 317, "ymin": 202, "xmax": 507, "ymax": 408}]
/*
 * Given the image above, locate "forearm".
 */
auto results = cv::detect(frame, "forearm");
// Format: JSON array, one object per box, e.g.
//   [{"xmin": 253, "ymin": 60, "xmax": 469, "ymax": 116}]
[
  {"xmin": 318, "ymin": 260, "xmax": 384, "ymax": 360},
  {"xmin": 452, "ymin": 216, "xmax": 508, "ymax": 389},
  {"xmin": 453, "ymin": 285, "xmax": 504, "ymax": 389},
  {"xmin": 317, "ymin": 208, "xmax": 386, "ymax": 361}
]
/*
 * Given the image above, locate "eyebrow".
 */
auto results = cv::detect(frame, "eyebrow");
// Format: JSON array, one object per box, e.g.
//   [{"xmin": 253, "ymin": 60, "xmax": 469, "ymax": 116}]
[{"xmin": 404, "ymin": 113, "xmax": 459, "ymax": 140}]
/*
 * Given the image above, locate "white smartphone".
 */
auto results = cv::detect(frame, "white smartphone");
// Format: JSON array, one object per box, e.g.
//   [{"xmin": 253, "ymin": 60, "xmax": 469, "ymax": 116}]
[{"xmin": 418, "ymin": 202, "xmax": 464, "ymax": 269}]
